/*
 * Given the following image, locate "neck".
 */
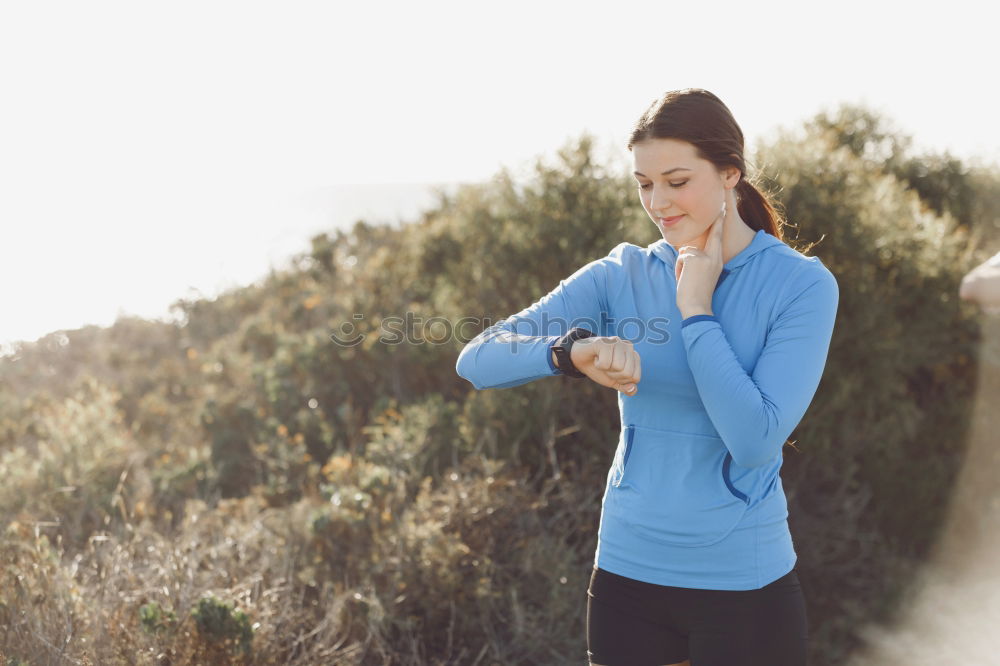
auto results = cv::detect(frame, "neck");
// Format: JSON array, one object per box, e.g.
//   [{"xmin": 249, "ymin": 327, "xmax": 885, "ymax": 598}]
[
  {"xmin": 686, "ymin": 215, "xmax": 757, "ymax": 264},
  {"xmin": 723, "ymin": 218, "xmax": 758, "ymax": 264}
]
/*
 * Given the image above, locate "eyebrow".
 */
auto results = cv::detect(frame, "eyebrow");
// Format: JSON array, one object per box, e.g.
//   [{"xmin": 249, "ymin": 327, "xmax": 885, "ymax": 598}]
[{"xmin": 633, "ymin": 167, "xmax": 692, "ymax": 177}]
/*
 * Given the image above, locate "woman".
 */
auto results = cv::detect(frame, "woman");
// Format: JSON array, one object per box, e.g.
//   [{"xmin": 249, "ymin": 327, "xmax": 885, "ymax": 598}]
[{"xmin": 455, "ymin": 88, "xmax": 838, "ymax": 666}]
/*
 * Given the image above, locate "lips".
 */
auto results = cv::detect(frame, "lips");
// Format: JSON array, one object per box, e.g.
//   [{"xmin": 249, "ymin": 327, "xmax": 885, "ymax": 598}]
[{"xmin": 659, "ymin": 215, "xmax": 684, "ymax": 226}]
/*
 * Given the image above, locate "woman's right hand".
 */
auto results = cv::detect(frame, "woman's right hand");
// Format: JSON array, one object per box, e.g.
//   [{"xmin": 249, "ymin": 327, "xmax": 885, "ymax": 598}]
[{"xmin": 569, "ymin": 336, "xmax": 642, "ymax": 395}]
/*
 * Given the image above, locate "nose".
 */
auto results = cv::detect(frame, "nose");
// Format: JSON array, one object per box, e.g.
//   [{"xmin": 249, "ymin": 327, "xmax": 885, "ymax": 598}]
[{"xmin": 649, "ymin": 185, "xmax": 673, "ymax": 216}]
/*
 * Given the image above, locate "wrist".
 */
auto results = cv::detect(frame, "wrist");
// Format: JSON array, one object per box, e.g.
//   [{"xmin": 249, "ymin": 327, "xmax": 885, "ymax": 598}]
[{"xmin": 550, "ymin": 327, "xmax": 594, "ymax": 378}]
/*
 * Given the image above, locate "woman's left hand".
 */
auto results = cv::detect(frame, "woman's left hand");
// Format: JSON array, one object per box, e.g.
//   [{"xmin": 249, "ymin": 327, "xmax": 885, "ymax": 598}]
[{"xmin": 675, "ymin": 193, "xmax": 731, "ymax": 317}]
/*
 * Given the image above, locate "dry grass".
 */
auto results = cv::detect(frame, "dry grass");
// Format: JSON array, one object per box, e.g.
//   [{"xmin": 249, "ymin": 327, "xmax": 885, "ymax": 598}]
[{"xmin": 0, "ymin": 382, "xmax": 596, "ymax": 665}]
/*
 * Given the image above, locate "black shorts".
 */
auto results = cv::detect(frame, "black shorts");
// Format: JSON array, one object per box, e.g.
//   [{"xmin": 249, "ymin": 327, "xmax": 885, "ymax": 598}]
[{"xmin": 586, "ymin": 566, "xmax": 808, "ymax": 666}]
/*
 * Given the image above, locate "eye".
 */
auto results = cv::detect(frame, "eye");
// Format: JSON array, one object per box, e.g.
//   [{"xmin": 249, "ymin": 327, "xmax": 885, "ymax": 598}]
[{"xmin": 636, "ymin": 180, "xmax": 688, "ymax": 190}]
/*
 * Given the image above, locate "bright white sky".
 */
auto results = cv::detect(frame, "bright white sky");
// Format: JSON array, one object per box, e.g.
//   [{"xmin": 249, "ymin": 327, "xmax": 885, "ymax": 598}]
[{"xmin": 1, "ymin": 0, "xmax": 996, "ymax": 354}]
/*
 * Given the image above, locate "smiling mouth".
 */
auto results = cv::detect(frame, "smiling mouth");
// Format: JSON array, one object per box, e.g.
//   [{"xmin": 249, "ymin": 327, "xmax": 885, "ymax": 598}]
[{"xmin": 659, "ymin": 215, "xmax": 684, "ymax": 225}]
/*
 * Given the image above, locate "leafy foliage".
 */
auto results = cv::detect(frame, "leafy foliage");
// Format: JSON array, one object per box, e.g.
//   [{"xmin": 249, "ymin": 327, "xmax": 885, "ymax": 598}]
[
  {"xmin": 0, "ymin": 108, "xmax": 996, "ymax": 665},
  {"xmin": 190, "ymin": 595, "xmax": 255, "ymax": 657}
]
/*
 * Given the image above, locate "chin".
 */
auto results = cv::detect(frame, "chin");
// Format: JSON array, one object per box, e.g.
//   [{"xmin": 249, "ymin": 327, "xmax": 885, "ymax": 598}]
[{"xmin": 660, "ymin": 227, "xmax": 696, "ymax": 245}]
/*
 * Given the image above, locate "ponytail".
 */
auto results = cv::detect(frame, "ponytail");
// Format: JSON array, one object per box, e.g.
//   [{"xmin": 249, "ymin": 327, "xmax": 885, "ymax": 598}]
[
  {"xmin": 735, "ymin": 177, "xmax": 782, "ymax": 239},
  {"xmin": 737, "ymin": 176, "xmax": 822, "ymax": 256}
]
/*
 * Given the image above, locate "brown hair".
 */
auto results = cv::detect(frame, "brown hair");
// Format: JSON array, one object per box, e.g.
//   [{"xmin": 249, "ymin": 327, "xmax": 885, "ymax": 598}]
[{"xmin": 627, "ymin": 88, "xmax": 789, "ymax": 243}]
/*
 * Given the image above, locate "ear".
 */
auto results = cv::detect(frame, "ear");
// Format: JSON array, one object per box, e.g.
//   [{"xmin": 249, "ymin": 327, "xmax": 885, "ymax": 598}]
[{"xmin": 721, "ymin": 165, "xmax": 741, "ymax": 189}]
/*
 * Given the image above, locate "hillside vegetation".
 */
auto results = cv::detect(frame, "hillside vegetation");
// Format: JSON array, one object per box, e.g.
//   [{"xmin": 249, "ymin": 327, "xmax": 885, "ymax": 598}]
[{"xmin": 1, "ymin": 104, "xmax": 998, "ymax": 665}]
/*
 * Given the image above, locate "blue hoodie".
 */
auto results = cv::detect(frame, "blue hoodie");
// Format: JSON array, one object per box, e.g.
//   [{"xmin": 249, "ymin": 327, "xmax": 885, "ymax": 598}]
[{"xmin": 455, "ymin": 228, "xmax": 839, "ymax": 590}]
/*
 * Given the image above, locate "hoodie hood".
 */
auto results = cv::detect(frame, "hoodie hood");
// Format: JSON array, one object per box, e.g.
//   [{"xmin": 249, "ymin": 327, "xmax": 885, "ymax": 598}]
[{"xmin": 649, "ymin": 228, "xmax": 784, "ymax": 285}]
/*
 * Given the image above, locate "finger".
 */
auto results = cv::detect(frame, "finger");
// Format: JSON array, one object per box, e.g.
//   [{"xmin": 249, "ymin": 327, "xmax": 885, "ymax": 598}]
[
  {"xmin": 705, "ymin": 221, "xmax": 723, "ymax": 259},
  {"xmin": 617, "ymin": 346, "xmax": 639, "ymax": 393},
  {"xmin": 676, "ymin": 249, "xmax": 696, "ymax": 277},
  {"xmin": 608, "ymin": 341, "xmax": 632, "ymax": 380},
  {"xmin": 595, "ymin": 337, "xmax": 621, "ymax": 370},
  {"xmin": 618, "ymin": 347, "xmax": 635, "ymax": 382},
  {"xmin": 610, "ymin": 341, "xmax": 628, "ymax": 374},
  {"xmin": 594, "ymin": 340, "xmax": 614, "ymax": 371},
  {"xmin": 631, "ymin": 349, "xmax": 641, "ymax": 383},
  {"xmin": 707, "ymin": 204, "xmax": 726, "ymax": 256},
  {"xmin": 676, "ymin": 250, "xmax": 698, "ymax": 281}
]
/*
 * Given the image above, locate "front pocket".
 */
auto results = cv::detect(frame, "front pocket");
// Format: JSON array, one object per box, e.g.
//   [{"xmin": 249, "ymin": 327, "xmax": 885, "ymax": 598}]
[{"xmin": 608, "ymin": 424, "xmax": 750, "ymax": 547}]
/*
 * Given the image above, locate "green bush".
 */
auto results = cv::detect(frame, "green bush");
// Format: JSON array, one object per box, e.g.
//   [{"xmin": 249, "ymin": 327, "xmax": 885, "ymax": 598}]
[
  {"xmin": 0, "ymin": 107, "xmax": 997, "ymax": 665},
  {"xmin": 190, "ymin": 595, "xmax": 254, "ymax": 657},
  {"xmin": 139, "ymin": 601, "xmax": 178, "ymax": 634}
]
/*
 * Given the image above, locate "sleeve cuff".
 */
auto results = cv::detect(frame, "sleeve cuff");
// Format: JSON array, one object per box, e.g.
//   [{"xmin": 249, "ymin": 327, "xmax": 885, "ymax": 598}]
[
  {"xmin": 681, "ymin": 314, "xmax": 719, "ymax": 329},
  {"xmin": 545, "ymin": 338, "xmax": 563, "ymax": 375}
]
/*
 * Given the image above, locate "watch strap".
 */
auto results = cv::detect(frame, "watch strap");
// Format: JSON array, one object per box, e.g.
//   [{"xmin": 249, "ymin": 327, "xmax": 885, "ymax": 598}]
[{"xmin": 551, "ymin": 327, "xmax": 595, "ymax": 378}]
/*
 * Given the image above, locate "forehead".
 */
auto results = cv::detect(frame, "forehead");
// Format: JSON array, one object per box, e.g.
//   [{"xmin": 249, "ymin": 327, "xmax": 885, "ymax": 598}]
[{"xmin": 631, "ymin": 138, "xmax": 699, "ymax": 168}]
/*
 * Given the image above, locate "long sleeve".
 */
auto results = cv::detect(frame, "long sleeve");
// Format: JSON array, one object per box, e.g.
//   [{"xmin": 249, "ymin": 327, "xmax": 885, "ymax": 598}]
[
  {"xmin": 455, "ymin": 243, "xmax": 626, "ymax": 390},
  {"xmin": 679, "ymin": 263, "xmax": 839, "ymax": 468}
]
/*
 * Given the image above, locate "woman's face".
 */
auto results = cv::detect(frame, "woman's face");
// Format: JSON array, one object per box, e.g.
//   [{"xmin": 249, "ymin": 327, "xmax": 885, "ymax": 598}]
[{"xmin": 632, "ymin": 138, "xmax": 733, "ymax": 248}]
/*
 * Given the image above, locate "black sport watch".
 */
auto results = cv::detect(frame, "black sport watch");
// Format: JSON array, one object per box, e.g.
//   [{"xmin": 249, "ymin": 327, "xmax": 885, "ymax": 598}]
[{"xmin": 551, "ymin": 327, "xmax": 595, "ymax": 378}]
